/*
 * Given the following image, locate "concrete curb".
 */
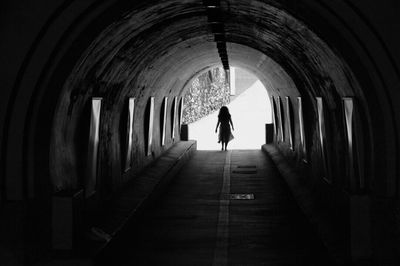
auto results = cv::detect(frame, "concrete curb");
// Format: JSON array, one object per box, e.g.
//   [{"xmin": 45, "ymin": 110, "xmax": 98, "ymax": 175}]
[
  {"xmin": 262, "ymin": 144, "xmax": 347, "ymax": 265},
  {"xmin": 92, "ymin": 140, "xmax": 197, "ymax": 259}
]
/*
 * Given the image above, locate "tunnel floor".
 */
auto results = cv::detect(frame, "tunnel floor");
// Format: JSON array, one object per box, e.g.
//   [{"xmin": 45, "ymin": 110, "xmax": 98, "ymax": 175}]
[{"xmin": 98, "ymin": 150, "xmax": 335, "ymax": 265}]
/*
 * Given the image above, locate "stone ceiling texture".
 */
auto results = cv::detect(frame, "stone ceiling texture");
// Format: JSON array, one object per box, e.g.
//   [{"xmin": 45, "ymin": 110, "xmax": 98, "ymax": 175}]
[{"xmin": 63, "ymin": 0, "xmax": 362, "ymax": 113}]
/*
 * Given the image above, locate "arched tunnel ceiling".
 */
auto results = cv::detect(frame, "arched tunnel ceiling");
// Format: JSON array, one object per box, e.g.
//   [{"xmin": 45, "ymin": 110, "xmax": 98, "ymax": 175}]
[
  {"xmin": 179, "ymin": 42, "xmax": 298, "ymax": 99},
  {"xmin": 51, "ymin": 0, "xmax": 373, "ymax": 191},
  {"xmin": 63, "ymin": 0, "xmax": 362, "ymax": 111},
  {"xmin": 3, "ymin": 1, "xmax": 400, "ymax": 262},
  {"xmin": 226, "ymin": 43, "xmax": 297, "ymax": 95},
  {"xmin": 0, "ymin": 0, "xmax": 396, "ymax": 203},
  {"xmin": 54, "ymin": 0, "xmax": 367, "ymax": 171}
]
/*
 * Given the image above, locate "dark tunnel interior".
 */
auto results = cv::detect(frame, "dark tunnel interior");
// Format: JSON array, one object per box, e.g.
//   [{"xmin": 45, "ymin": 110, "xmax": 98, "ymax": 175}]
[{"xmin": 1, "ymin": 0, "xmax": 400, "ymax": 265}]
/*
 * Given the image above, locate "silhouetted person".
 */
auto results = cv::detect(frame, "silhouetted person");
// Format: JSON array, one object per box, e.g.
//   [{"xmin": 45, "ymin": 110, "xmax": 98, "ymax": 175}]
[{"xmin": 215, "ymin": 106, "xmax": 234, "ymax": 150}]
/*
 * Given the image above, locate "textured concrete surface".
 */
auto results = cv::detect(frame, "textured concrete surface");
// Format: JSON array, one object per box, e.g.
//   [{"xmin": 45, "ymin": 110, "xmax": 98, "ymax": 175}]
[
  {"xmin": 262, "ymin": 144, "xmax": 349, "ymax": 265},
  {"xmin": 33, "ymin": 141, "xmax": 196, "ymax": 266},
  {"xmin": 1, "ymin": 1, "xmax": 400, "ymax": 264},
  {"xmin": 97, "ymin": 150, "xmax": 334, "ymax": 265},
  {"xmin": 90, "ymin": 141, "xmax": 197, "ymax": 253}
]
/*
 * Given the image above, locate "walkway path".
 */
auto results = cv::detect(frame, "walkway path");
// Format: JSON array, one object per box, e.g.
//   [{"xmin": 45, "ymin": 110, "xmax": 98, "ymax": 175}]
[{"xmin": 98, "ymin": 150, "xmax": 334, "ymax": 265}]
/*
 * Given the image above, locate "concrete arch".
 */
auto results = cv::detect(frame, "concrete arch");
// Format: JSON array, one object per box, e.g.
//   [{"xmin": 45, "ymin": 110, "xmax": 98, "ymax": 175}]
[
  {"xmin": 1, "ymin": 0, "xmax": 400, "ymax": 263},
  {"xmin": 46, "ymin": 1, "xmax": 369, "ymax": 202},
  {"xmin": 1, "ymin": 0, "xmax": 397, "ymax": 200}
]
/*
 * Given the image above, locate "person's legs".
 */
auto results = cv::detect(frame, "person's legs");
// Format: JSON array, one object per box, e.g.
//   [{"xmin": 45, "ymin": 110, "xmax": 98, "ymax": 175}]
[
  {"xmin": 224, "ymin": 142, "xmax": 228, "ymax": 151},
  {"xmin": 221, "ymin": 141, "xmax": 224, "ymax": 150}
]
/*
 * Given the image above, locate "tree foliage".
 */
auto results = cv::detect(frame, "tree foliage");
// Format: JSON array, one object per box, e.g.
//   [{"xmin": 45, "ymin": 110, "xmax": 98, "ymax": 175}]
[{"xmin": 183, "ymin": 67, "xmax": 230, "ymax": 124}]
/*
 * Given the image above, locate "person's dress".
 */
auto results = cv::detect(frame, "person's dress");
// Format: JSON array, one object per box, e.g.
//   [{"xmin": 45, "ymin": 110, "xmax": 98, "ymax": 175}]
[{"xmin": 218, "ymin": 118, "xmax": 234, "ymax": 143}]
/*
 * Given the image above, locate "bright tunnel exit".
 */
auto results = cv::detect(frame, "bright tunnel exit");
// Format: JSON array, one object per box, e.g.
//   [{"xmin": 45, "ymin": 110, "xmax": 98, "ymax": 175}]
[{"xmin": 183, "ymin": 67, "xmax": 272, "ymax": 150}]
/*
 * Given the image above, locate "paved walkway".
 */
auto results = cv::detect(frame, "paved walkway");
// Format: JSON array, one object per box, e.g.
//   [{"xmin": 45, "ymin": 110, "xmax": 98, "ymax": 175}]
[{"xmin": 98, "ymin": 150, "xmax": 334, "ymax": 265}]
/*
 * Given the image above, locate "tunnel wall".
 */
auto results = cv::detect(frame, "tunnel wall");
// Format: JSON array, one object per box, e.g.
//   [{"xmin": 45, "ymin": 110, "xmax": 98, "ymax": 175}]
[
  {"xmin": 2, "ymin": 0, "xmax": 398, "ymax": 200},
  {"xmin": 2, "ymin": 1, "xmax": 399, "ymax": 198},
  {"xmin": 227, "ymin": 31, "xmax": 365, "ymax": 261},
  {"xmin": 0, "ymin": 0, "xmax": 400, "ymax": 264}
]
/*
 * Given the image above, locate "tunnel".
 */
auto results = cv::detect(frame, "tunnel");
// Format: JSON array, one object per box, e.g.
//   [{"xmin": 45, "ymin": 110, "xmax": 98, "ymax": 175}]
[{"xmin": 1, "ymin": 0, "xmax": 400, "ymax": 265}]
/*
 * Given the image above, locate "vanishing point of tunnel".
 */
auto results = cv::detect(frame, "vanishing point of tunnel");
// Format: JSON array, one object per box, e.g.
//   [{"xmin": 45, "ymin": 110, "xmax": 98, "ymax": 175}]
[{"xmin": 1, "ymin": 0, "xmax": 400, "ymax": 265}]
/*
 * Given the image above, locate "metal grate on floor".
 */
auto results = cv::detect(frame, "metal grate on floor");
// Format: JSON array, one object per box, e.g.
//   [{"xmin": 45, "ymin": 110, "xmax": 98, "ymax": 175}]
[
  {"xmin": 233, "ymin": 165, "xmax": 257, "ymax": 174},
  {"xmin": 230, "ymin": 193, "xmax": 255, "ymax": 200}
]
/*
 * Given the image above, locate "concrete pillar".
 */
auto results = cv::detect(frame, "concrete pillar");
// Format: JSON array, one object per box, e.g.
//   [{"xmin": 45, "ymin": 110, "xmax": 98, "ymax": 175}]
[
  {"xmin": 181, "ymin": 124, "xmax": 189, "ymax": 141},
  {"xmin": 265, "ymin": 123, "xmax": 274, "ymax": 144}
]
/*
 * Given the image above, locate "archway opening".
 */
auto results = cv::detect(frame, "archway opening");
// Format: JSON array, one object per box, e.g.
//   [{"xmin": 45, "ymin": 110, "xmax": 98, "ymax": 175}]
[{"xmin": 183, "ymin": 67, "xmax": 271, "ymax": 150}]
